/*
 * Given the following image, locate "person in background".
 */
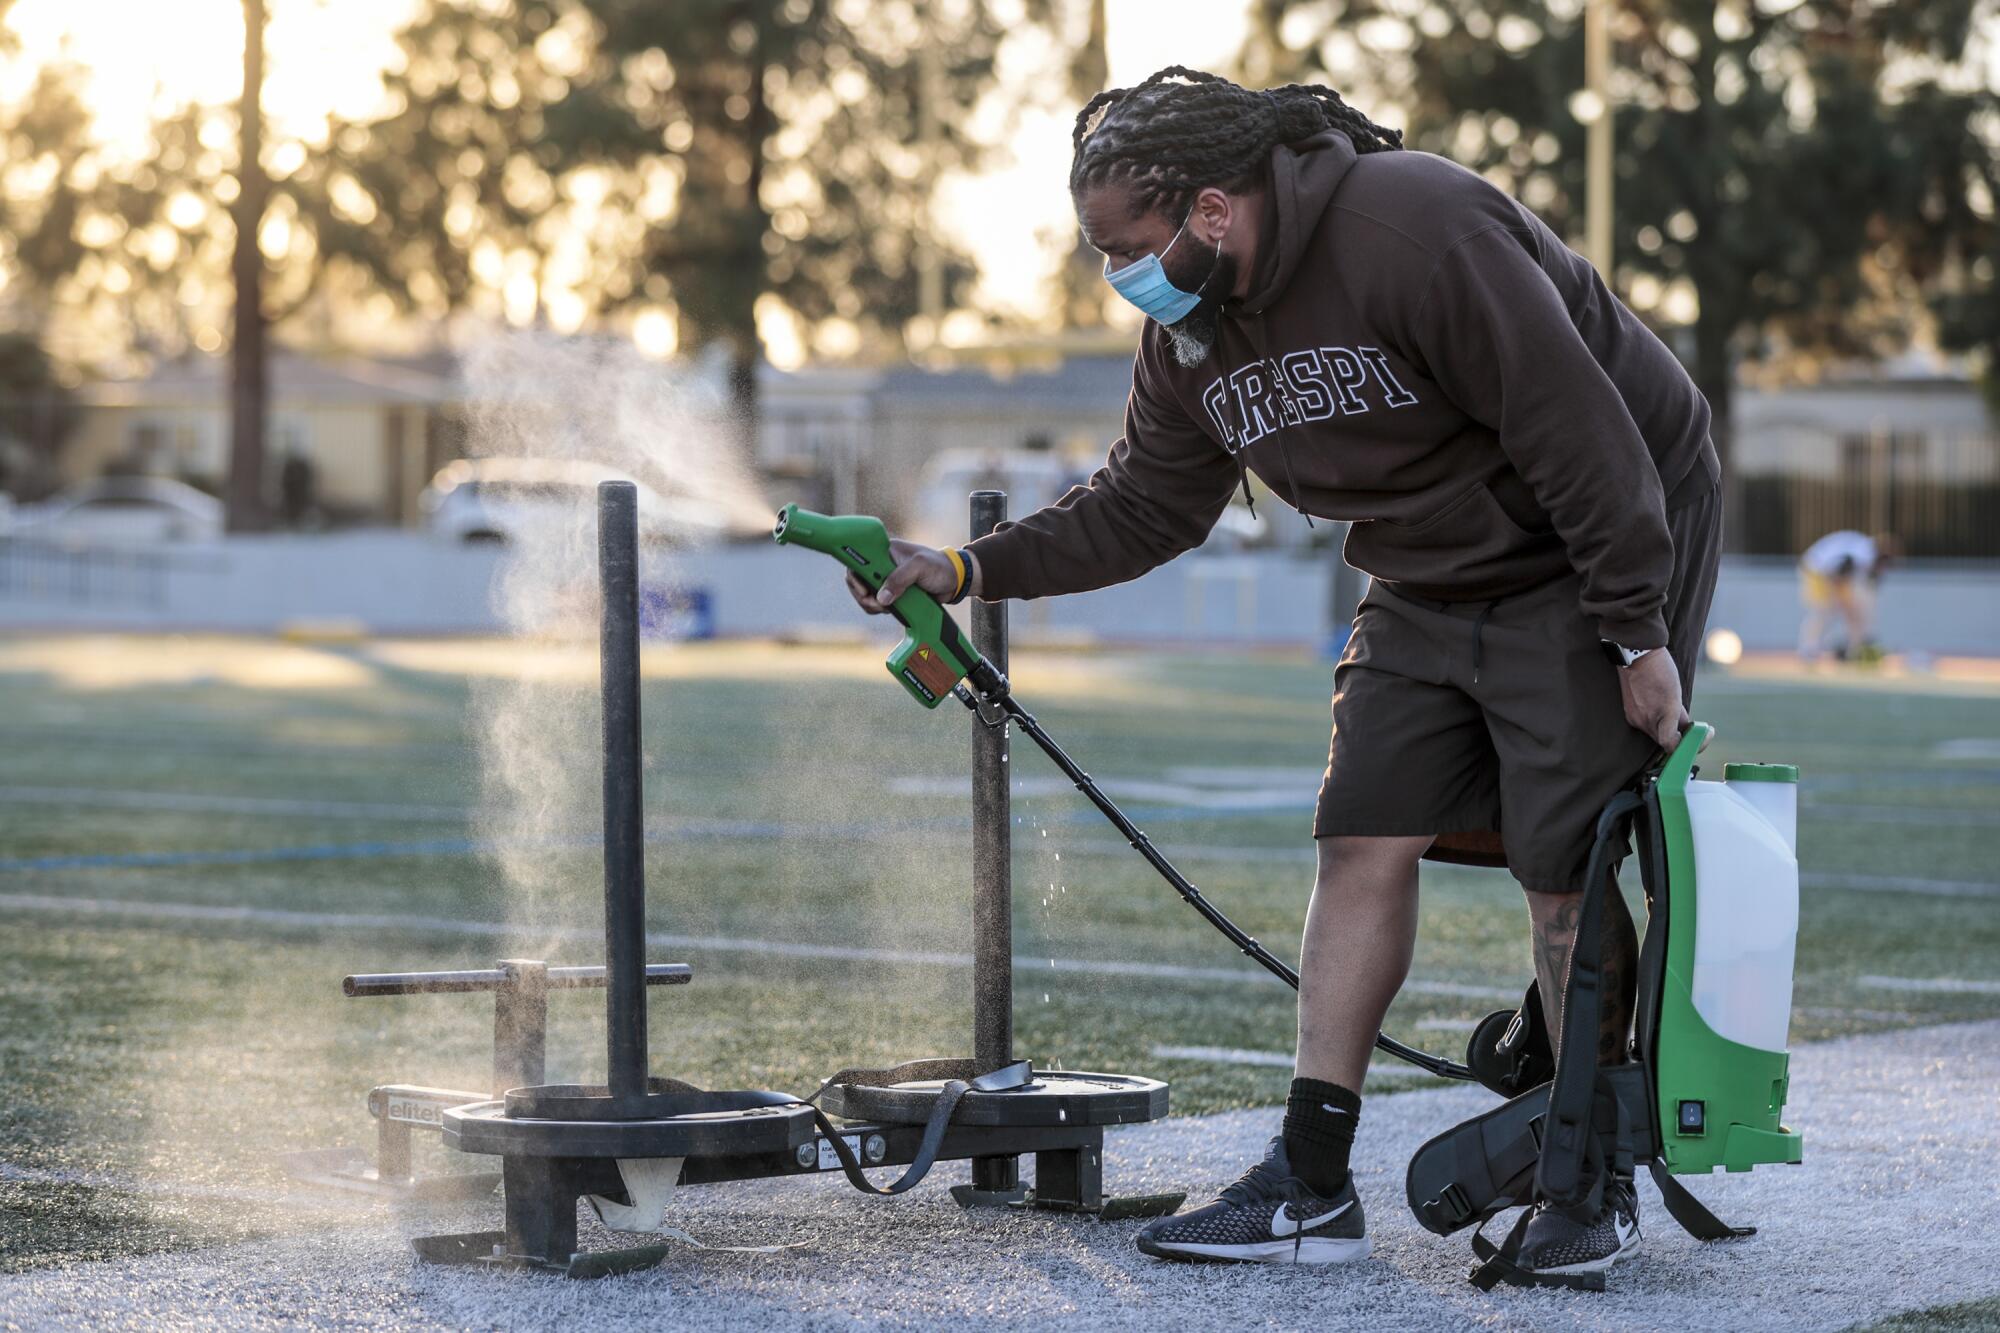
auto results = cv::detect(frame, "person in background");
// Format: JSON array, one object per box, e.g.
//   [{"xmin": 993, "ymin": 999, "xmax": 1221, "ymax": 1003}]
[{"xmin": 1799, "ymin": 530, "xmax": 1899, "ymax": 662}]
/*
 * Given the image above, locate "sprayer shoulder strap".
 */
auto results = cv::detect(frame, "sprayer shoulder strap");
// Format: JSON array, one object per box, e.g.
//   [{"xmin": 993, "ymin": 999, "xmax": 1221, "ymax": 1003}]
[
  {"xmin": 1650, "ymin": 1160, "xmax": 1756, "ymax": 1241},
  {"xmin": 1537, "ymin": 790, "xmax": 1645, "ymax": 1207},
  {"xmin": 1539, "ymin": 788, "xmax": 1756, "ymax": 1245},
  {"xmin": 1470, "ymin": 1079, "xmax": 1637, "ymax": 1292}
]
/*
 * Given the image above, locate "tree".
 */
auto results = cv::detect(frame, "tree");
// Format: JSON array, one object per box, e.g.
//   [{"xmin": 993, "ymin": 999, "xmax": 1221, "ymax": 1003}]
[
  {"xmin": 0, "ymin": 67, "xmax": 245, "ymax": 365},
  {"xmin": 1238, "ymin": 0, "xmax": 2000, "ymax": 476},
  {"xmin": 1047, "ymin": 0, "xmax": 1121, "ymax": 330},
  {"xmin": 0, "ymin": 332, "xmax": 79, "ymax": 497},
  {"xmin": 228, "ymin": 0, "xmax": 271, "ymax": 532},
  {"xmin": 300, "ymin": 0, "xmax": 1052, "ymax": 433}
]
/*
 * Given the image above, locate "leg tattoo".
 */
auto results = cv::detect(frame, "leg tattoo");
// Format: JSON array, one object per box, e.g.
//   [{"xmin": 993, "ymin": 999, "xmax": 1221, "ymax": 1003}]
[
  {"xmin": 1531, "ymin": 875, "xmax": 1640, "ymax": 1065},
  {"xmin": 1533, "ymin": 898, "xmax": 1581, "ymax": 1039}
]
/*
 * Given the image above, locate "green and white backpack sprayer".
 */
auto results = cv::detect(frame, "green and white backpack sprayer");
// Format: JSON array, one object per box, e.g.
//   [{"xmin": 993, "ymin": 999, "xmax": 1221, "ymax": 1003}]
[{"xmin": 776, "ymin": 503, "xmax": 1803, "ymax": 1290}]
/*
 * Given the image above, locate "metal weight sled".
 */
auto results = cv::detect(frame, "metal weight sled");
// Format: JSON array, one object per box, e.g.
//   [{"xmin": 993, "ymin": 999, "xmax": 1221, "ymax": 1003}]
[{"xmin": 302, "ymin": 486, "xmax": 1178, "ymax": 1277}]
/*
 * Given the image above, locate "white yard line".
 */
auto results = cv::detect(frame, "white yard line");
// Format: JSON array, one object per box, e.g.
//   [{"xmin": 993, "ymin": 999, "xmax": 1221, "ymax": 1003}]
[
  {"xmin": 1801, "ymin": 802, "xmax": 2000, "ymax": 827},
  {"xmin": 1, "ymin": 1021, "xmax": 1993, "ymax": 1331},
  {"xmin": 1150, "ymin": 1043, "xmax": 1294, "ymax": 1068},
  {"xmin": 1803, "ymin": 872, "xmax": 2000, "ymax": 898},
  {"xmin": 1859, "ymin": 975, "xmax": 2000, "ymax": 996},
  {"xmin": 1148, "ymin": 1045, "xmax": 1425, "ymax": 1080},
  {"xmin": 1795, "ymin": 1005, "xmax": 1916, "ymax": 1024},
  {"xmin": 1932, "ymin": 738, "xmax": 2000, "ymax": 759},
  {"xmin": 0, "ymin": 891, "xmax": 1514, "ymax": 995},
  {"xmin": 891, "ymin": 774, "xmax": 1314, "ymax": 810}
]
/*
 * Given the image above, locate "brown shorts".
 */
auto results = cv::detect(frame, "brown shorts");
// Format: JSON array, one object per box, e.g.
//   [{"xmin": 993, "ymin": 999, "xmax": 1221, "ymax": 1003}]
[{"xmin": 1314, "ymin": 478, "xmax": 1722, "ymax": 893}]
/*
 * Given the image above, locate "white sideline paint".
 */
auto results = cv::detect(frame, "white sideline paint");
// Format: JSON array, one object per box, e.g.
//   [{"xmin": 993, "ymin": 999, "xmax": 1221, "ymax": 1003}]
[
  {"xmin": 1859, "ymin": 975, "xmax": 2000, "ymax": 996},
  {"xmin": 1800, "ymin": 803, "xmax": 2000, "ymax": 828},
  {"xmin": 2, "ymin": 1020, "xmax": 1994, "ymax": 1330},
  {"xmin": 1932, "ymin": 738, "xmax": 2000, "ymax": 759},
  {"xmin": 0, "ymin": 891, "xmax": 1515, "ymax": 995},
  {"xmin": 891, "ymin": 774, "xmax": 1314, "ymax": 810},
  {"xmin": 1164, "ymin": 766, "xmax": 1329, "ymax": 788},
  {"xmin": 1796, "ymin": 1006, "xmax": 1915, "ymax": 1024},
  {"xmin": 1151, "ymin": 1044, "xmax": 1293, "ymax": 1069},
  {"xmin": 1803, "ymin": 872, "xmax": 2000, "ymax": 898},
  {"xmin": 1148, "ymin": 1046, "xmax": 1427, "ymax": 1079}
]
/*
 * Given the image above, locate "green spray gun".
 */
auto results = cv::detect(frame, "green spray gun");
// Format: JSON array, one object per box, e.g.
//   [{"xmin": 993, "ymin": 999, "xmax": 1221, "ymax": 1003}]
[
  {"xmin": 772, "ymin": 503, "xmax": 1475, "ymax": 1084},
  {"xmin": 771, "ymin": 503, "xmax": 1000, "ymax": 708}
]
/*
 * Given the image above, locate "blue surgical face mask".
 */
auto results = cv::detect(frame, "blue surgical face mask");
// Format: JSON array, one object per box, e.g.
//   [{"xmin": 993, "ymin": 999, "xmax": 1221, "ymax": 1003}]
[{"xmin": 1102, "ymin": 210, "xmax": 1220, "ymax": 324}]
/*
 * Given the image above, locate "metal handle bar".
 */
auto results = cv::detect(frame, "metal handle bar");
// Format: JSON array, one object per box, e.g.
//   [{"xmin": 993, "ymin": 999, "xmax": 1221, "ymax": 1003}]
[{"xmin": 343, "ymin": 964, "xmax": 693, "ymax": 998}]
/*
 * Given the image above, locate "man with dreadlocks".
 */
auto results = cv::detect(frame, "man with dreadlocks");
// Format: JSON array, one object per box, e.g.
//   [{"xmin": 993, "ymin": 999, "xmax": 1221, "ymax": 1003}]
[{"xmin": 845, "ymin": 68, "xmax": 1720, "ymax": 1283}]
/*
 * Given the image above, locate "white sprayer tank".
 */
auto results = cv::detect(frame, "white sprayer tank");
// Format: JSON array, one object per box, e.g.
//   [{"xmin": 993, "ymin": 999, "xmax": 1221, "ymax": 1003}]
[{"xmin": 1683, "ymin": 763, "xmax": 1800, "ymax": 1053}]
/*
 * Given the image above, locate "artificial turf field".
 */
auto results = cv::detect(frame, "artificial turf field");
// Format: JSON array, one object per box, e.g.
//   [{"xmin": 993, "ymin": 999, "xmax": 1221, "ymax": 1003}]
[{"xmin": 1, "ymin": 632, "xmax": 1996, "ymax": 1327}]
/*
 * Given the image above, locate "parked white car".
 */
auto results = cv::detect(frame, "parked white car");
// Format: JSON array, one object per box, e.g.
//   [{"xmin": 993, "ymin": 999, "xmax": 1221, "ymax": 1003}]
[
  {"xmin": 420, "ymin": 457, "xmax": 740, "ymax": 547},
  {"xmin": 6, "ymin": 477, "xmax": 224, "ymax": 544}
]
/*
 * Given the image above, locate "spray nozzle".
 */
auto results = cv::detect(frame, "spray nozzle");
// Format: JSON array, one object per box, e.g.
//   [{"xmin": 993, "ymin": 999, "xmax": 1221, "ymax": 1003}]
[{"xmin": 772, "ymin": 503, "xmax": 987, "ymax": 710}]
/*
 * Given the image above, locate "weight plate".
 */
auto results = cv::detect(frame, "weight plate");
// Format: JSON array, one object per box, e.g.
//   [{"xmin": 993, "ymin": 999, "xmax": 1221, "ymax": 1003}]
[
  {"xmin": 442, "ymin": 1100, "xmax": 814, "ymax": 1159},
  {"xmin": 819, "ymin": 1071, "xmax": 1167, "ymax": 1128}
]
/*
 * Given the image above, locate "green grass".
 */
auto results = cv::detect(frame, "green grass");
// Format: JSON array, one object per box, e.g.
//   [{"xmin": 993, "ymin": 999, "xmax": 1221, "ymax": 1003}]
[{"xmin": 1, "ymin": 633, "xmax": 1997, "ymax": 1274}]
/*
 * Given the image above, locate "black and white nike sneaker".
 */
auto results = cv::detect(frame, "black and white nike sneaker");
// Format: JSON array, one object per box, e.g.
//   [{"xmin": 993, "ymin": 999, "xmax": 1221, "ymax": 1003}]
[
  {"xmin": 1512, "ymin": 1174, "xmax": 1641, "ymax": 1279},
  {"xmin": 1134, "ymin": 1136, "xmax": 1369, "ymax": 1265}
]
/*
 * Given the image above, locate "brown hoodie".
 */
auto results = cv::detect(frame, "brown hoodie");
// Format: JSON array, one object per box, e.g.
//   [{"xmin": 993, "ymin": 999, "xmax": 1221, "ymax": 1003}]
[{"xmin": 966, "ymin": 132, "xmax": 1720, "ymax": 649}]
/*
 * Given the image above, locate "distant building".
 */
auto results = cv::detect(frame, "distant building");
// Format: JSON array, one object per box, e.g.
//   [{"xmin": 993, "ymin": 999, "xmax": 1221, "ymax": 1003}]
[
  {"xmin": 67, "ymin": 351, "xmax": 460, "ymax": 525},
  {"xmin": 758, "ymin": 356, "xmax": 1136, "ymax": 528},
  {"xmin": 1734, "ymin": 376, "xmax": 1993, "ymax": 479},
  {"xmin": 762, "ymin": 356, "xmax": 1998, "ymax": 557},
  {"xmin": 61, "ymin": 346, "xmax": 1998, "ymax": 556},
  {"xmin": 1732, "ymin": 376, "xmax": 1997, "ymax": 557}
]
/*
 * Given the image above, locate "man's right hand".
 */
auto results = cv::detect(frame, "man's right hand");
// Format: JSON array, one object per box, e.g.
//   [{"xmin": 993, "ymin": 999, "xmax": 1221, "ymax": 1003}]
[{"xmin": 845, "ymin": 538, "xmax": 972, "ymax": 615}]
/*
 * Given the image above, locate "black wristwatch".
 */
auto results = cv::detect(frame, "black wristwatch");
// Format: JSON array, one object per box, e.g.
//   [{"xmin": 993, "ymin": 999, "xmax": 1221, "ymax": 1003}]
[{"xmin": 1600, "ymin": 640, "xmax": 1657, "ymax": 669}]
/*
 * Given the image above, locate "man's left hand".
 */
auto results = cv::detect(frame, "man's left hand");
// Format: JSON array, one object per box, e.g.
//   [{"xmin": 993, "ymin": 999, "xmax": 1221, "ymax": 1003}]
[{"xmin": 1619, "ymin": 648, "xmax": 1688, "ymax": 751}]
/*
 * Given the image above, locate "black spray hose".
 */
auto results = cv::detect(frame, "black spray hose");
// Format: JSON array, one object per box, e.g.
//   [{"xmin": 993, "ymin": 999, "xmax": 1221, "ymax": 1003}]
[{"xmin": 955, "ymin": 675, "xmax": 1476, "ymax": 1084}]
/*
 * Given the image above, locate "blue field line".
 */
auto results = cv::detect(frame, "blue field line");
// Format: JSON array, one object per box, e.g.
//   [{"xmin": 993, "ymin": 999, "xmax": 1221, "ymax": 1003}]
[{"xmin": 0, "ymin": 837, "xmax": 492, "ymax": 873}]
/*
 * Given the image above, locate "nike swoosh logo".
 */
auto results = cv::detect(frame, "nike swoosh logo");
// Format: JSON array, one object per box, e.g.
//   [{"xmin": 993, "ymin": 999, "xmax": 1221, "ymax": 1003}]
[{"xmin": 1270, "ymin": 1198, "xmax": 1353, "ymax": 1237}]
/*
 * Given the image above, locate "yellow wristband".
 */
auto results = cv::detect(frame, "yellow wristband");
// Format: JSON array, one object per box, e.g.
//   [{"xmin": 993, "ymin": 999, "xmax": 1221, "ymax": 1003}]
[{"xmin": 942, "ymin": 546, "xmax": 968, "ymax": 602}]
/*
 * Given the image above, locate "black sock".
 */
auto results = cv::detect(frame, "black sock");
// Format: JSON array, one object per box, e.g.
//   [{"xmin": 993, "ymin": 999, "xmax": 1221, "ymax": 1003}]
[{"xmin": 1283, "ymin": 1078, "xmax": 1361, "ymax": 1196}]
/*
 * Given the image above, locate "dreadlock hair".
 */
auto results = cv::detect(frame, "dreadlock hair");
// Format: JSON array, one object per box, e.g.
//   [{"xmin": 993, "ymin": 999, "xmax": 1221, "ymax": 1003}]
[{"xmin": 1070, "ymin": 67, "xmax": 1402, "ymax": 219}]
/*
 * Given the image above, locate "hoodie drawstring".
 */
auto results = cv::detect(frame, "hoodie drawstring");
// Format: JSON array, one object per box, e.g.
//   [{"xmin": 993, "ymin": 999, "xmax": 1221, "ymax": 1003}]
[
  {"xmin": 1261, "ymin": 356, "xmax": 1314, "ymax": 528},
  {"xmin": 1218, "ymin": 354, "xmax": 1316, "ymax": 528}
]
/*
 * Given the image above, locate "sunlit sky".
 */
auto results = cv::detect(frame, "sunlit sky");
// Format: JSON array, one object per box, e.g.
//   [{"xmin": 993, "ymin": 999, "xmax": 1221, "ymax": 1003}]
[{"xmin": 5, "ymin": 0, "xmax": 1995, "ymax": 360}]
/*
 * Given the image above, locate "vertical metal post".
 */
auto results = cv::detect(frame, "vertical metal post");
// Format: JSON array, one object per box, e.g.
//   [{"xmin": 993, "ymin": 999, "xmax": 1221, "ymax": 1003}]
[
  {"xmin": 1584, "ymin": 0, "xmax": 1614, "ymax": 276},
  {"xmin": 598, "ymin": 481, "xmax": 648, "ymax": 1106},
  {"xmin": 968, "ymin": 489, "xmax": 1018, "ymax": 1195},
  {"xmin": 493, "ymin": 959, "xmax": 549, "ymax": 1094},
  {"xmin": 376, "ymin": 1114, "xmax": 413, "ymax": 1183}
]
